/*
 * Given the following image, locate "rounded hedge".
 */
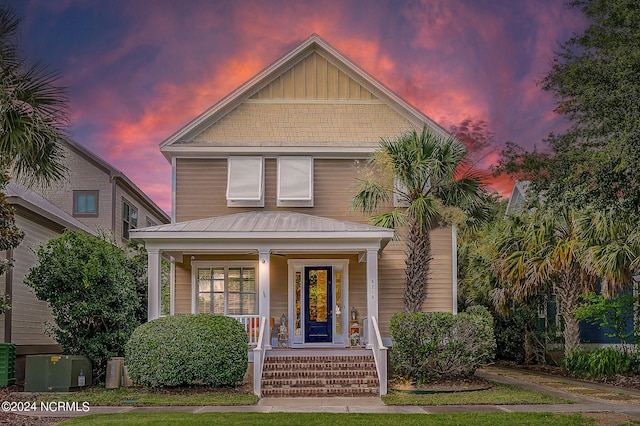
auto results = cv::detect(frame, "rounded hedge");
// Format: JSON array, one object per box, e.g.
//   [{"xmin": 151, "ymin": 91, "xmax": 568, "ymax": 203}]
[
  {"xmin": 390, "ymin": 306, "xmax": 496, "ymax": 382},
  {"xmin": 125, "ymin": 314, "xmax": 248, "ymax": 387}
]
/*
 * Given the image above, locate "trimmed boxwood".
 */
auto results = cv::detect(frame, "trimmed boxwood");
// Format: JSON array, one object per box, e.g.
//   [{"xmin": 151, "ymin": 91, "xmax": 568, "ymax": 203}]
[
  {"xmin": 125, "ymin": 314, "xmax": 248, "ymax": 387},
  {"xmin": 390, "ymin": 306, "xmax": 496, "ymax": 382}
]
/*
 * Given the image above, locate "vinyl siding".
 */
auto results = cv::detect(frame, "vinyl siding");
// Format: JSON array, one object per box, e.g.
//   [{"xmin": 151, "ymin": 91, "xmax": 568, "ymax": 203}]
[
  {"xmin": 3, "ymin": 214, "xmax": 59, "ymax": 346},
  {"xmin": 35, "ymin": 144, "xmax": 114, "ymax": 233}
]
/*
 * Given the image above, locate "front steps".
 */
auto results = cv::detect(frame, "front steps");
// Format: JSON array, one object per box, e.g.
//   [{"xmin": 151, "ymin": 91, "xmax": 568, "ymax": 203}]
[{"xmin": 260, "ymin": 349, "xmax": 380, "ymax": 397}]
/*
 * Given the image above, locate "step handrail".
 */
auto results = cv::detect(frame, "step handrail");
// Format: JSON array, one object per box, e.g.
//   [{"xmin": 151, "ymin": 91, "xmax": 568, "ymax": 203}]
[
  {"xmin": 252, "ymin": 316, "xmax": 267, "ymax": 396},
  {"xmin": 370, "ymin": 316, "xmax": 387, "ymax": 395}
]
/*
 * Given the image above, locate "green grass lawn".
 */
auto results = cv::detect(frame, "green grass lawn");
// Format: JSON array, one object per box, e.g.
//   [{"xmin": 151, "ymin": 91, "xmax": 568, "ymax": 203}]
[
  {"xmin": 59, "ymin": 412, "xmax": 598, "ymax": 426},
  {"xmin": 382, "ymin": 382, "xmax": 573, "ymax": 405},
  {"xmin": 35, "ymin": 386, "xmax": 259, "ymax": 406},
  {"xmin": 26, "ymin": 380, "xmax": 567, "ymax": 407}
]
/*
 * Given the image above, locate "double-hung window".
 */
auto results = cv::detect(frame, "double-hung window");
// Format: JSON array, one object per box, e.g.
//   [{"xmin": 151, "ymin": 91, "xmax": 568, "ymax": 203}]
[
  {"xmin": 122, "ymin": 200, "xmax": 138, "ymax": 239},
  {"xmin": 195, "ymin": 264, "xmax": 257, "ymax": 315}
]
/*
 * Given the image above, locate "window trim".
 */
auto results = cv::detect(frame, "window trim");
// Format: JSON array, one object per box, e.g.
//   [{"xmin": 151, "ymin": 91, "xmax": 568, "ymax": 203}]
[
  {"xmin": 72, "ymin": 190, "xmax": 99, "ymax": 217},
  {"xmin": 226, "ymin": 156, "xmax": 265, "ymax": 207},
  {"xmin": 191, "ymin": 261, "xmax": 259, "ymax": 315},
  {"xmin": 122, "ymin": 199, "xmax": 138, "ymax": 240},
  {"xmin": 277, "ymin": 156, "xmax": 314, "ymax": 207}
]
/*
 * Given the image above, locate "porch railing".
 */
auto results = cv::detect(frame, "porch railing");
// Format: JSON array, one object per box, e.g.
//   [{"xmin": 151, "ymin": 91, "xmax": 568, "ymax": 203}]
[
  {"xmin": 370, "ymin": 316, "xmax": 388, "ymax": 395},
  {"xmin": 251, "ymin": 317, "xmax": 267, "ymax": 397},
  {"xmin": 229, "ymin": 315, "xmax": 261, "ymax": 347}
]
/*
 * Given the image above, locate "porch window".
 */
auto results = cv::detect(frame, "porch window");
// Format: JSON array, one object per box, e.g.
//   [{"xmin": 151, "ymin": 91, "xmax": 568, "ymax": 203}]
[
  {"xmin": 197, "ymin": 266, "xmax": 256, "ymax": 315},
  {"xmin": 226, "ymin": 156, "xmax": 264, "ymax": 207},
  {"xmin": 277, "ymin": 156, "xmax": 313, "ymax": 207}
]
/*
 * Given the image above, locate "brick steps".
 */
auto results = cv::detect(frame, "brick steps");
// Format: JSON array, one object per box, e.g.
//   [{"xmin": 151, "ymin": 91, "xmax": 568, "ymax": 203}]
[{"xmin": 260, "ymin": 351, "xmax": 379, "ymax": 397}]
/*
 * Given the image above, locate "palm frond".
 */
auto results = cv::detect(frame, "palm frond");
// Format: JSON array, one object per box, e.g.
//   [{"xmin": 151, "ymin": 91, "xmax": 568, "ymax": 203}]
[{"xmin": 350, "ymin": 178, "xmax": 390, "ymax": 214}]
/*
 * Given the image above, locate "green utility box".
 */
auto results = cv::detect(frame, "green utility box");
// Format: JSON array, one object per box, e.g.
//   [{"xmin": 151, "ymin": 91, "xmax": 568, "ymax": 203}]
[
  {"xmin": 0, "ymin": 343, "xmax": 16, "ymax": 387},
  {"xmin": 24, "ymin": 355, "xmax": 92, "ymax": 392}
]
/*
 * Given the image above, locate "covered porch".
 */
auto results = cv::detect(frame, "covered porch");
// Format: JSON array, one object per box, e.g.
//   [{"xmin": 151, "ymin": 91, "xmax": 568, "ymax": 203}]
[{"xmin": 131, "ymin": 211, "xmax": 394, "ymax": 395}]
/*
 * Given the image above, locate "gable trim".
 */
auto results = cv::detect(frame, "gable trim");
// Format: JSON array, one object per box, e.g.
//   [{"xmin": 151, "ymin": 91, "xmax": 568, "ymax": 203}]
[{"xmin": 159, "ymin": 34, "xmax": 449, "ymax": 159}]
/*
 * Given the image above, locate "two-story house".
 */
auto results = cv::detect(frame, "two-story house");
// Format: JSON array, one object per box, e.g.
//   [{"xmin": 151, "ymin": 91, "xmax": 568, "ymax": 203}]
[
  {"xmin": 1, "ymin": 140, "xmax": 169, "ymax": 378},
  {"xmin": 132, "ymin": 34, "xmax": 458, "ymax": 396}
]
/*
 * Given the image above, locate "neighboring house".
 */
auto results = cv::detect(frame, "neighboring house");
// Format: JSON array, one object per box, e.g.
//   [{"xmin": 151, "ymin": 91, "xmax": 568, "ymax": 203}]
[
  {"xmin": 37, "ymin": 139, "xmax": 170, "ymax": 244},
  {"xmin": 0, "ymin": 182, "xmax": 95, "ymax": 377},
  {"xmin": 504, "ymin": 180, "xmax": 635, "ymax": 346},
  {"xmin": 1, "ymin": 141, "xmax": 170, "ymax": 378},
  {"xmin": 131, "ymin": 34, "xmax": 458, "ymax": 395},
  {"xmin": 504, "ymin": 180, "xmax": 530, "ymax": 216}
]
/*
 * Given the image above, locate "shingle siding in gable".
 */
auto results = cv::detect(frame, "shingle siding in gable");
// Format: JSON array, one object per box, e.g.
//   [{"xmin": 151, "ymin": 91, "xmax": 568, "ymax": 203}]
[{"xmin": 188, "ymin": 102, "xmax": 415, "ymax": 147}]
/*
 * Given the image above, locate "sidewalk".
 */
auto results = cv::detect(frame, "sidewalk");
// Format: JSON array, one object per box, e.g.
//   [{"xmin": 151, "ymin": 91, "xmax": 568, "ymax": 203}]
[{"xmin": 10, "ymin": 365, "xmax": 640, "ymax": 420}]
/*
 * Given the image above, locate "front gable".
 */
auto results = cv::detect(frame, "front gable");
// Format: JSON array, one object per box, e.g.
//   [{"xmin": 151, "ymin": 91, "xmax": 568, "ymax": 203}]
[{"xmin": 161, "ymin": 34, "xmax": 448, "ymax": 157}]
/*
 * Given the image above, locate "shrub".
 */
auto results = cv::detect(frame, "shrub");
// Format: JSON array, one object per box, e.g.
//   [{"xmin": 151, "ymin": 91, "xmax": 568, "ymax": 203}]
[
  {"xmin": 25, "ymin": 231, "xmax": 140, "ymax": 381},
  {"xmin": 565, "ymin": 347, "xmax": 636, "ymax": 379},
  {"xmin": 126, "ymin": 314, "xmax": 248, "ymax": 387},
  {"xmin": 390, "ymin": 306, "xmax": 496, "ymax": 382}
]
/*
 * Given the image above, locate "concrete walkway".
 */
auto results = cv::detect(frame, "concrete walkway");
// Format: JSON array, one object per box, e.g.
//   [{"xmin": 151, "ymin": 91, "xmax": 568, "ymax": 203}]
[{"xmin": 11, "ymin": 365, "xmax": 640, "ymax": 420}]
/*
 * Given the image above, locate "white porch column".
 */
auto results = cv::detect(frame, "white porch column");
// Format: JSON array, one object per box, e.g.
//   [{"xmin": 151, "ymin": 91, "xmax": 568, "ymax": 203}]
[
  {"xmin": 258, "ymin": 249, "xmax": 271, "ymax": 349},
  {"xmin": 366, "ymin": 248, "xmax": 379, "ymax": 348},
  {"xmin": 147, "ymin": 248, "xmax": 161, "ymax": 321}
]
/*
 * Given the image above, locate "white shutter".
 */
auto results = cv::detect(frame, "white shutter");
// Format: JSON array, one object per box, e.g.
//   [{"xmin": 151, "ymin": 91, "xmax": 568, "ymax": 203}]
[
  {"xmin": 277, "ymin": 156, "xmax": 313, "ymax": 207},
  {"xmin": 226, "ymin": 156, "xmax": 264, "ymax": 207}
]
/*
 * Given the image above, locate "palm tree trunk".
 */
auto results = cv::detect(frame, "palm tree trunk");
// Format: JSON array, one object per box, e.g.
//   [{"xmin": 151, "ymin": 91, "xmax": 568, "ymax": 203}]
[
  {"xmin": 555, "ymin": 277, "xmax": 582, "ymax": 356},
  {"xmin": 404, "ymin": 222, "xmax": 432, "ymax": 312}
]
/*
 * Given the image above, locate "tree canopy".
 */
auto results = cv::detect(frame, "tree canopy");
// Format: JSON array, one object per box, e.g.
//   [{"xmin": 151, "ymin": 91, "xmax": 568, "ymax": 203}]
[
  {"xmin": 0, "ymin": 5, "xmax": 69, "ymax": 185},
  {"xmin": 497, "ymin": 0, "xmax": 640, "ymax": 216}
]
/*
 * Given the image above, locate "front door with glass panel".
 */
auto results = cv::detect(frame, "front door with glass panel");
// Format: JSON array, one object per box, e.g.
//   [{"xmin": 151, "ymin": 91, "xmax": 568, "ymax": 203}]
[{"xmin": 304, "ymin": 267, "xmax": 332, "ymax": 343}]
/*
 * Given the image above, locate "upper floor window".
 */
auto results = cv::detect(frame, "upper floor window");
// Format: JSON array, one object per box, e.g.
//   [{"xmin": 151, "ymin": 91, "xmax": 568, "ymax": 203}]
[
  {"xmin": 146, "ymin": 217, "xmax": 157, "ymax": 227},
  {"xmin": 73, "ymin": 190, "xmax": 99, "ymax": 217},
  {"xmin": 122, "ymin": 200, "xmax": 138, "ymax": 239},
  {"xmin": 226, "ymin": 156, "xmax": 264, "ymax": 207},
  {"xmin": 277, "ymin": 156, "xmax": 313, "ymax": 207}
]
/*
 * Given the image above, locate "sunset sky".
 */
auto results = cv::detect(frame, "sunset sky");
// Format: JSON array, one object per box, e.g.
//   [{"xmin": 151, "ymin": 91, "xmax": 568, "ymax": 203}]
[{"xmin": 13, "ymin": 0, "xmax": 587, "ymax": 214}]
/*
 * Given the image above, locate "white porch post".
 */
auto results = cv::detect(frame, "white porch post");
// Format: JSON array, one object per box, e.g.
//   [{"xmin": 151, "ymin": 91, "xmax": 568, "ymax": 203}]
[
  {"xmin": 258, "ymin": 249, "xmax": 271, "ymax": 349},
  {"xmin": 147, "ymin": 248, "xmax": 161, "ymax": 321},
  {"xmin": 366, "ymin": 248, "xmax": 379, "ymax": 348}
]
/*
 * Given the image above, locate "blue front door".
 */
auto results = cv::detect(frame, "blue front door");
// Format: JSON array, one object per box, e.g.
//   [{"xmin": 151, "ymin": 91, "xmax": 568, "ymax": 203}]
[{"xmin": 304, "ymin": 266, "xmax": 332, "ymax": 343}]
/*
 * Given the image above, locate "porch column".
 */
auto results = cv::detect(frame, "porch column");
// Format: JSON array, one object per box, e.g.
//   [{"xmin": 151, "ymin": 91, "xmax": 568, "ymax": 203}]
[
  {"xmin": 258, "ymin": 249, "xmax": 271, "ymax": 349},
  {"xmin": 147, "ymin": 248, "xmax": 161, "ymax": 321},
  {"xmin": 366, "ymin": 248, "xmax": 379, "ymax": 348}
]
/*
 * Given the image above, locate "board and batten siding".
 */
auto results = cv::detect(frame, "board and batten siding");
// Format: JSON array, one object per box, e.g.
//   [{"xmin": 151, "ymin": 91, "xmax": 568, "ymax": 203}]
[
  {"xmin": 174, "ymin": 157, "xmax": 456, "ymax": 334},
  {"xmin": 182, "ymin": 52, "xmax": 416, "ymax": 148},
  {"xmin": 251, "ymin": 51, "xmax": 375, "ymax": 101}
]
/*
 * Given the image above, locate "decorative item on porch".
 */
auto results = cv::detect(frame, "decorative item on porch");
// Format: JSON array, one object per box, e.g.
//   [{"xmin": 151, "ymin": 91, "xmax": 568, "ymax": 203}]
[
  {"xmin": 278, "ymin": 313, "xmax": 288, "ymax": 348},
  {"xmin": 349, "ymin": 307, "xmax": 360, "ymax": 347}
]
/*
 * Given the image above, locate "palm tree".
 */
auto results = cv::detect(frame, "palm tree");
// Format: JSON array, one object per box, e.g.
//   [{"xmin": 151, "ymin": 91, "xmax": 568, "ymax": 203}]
[
  {"xmin": 0, "ymin": 6, "xmax": 69, "ymax": 313},
  {"xmin": 576, "ymin": 209, "xmax": 640, "ymax": 296},
  {"xmin": 0, "ymin": 6, "xmax": 68, "ymax": 185},
  {"xmin": 352, "ymin": 125, "xmax": 487, "ymax": 312},
  {"xmin": 494, "ymin": 209, "xmax": 596, "ymax": 355}
]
